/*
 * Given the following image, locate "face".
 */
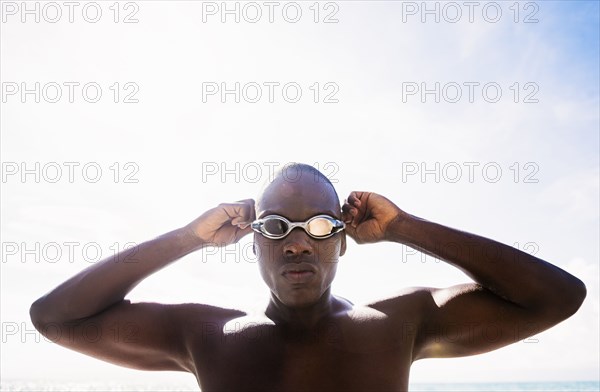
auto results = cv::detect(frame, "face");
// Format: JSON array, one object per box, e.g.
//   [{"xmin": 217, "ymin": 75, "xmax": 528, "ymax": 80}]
[{"xmin": 254, "ymin": 173, "xmax": 346, "ymax": 308}]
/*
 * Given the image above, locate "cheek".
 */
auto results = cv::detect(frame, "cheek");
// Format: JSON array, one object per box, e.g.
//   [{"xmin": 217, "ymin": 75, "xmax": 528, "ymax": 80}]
[
  {"xmin": 257, "ymin": 261, "xmax": 271, "ymax": 287},
  {"xmin": 317, "ymin": 240, "xmax": 341, "ymax": 284},
  {"xmin": 254, "ymin": 237, "xmax": 277, "ymax": 262},
  {"xmin": 316, "ymin": 239, "xmax": 342, "ymax": 263},
  {"xmin": 254, "ymin": 238, "xmax": 279, "ymax": 285},
  {"xmin": 322, "ymin": 262, "xmax": 338, "ymax": 284}
]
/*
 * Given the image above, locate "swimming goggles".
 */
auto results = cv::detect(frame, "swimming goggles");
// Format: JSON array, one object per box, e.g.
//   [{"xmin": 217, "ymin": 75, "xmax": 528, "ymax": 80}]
[{"xmin": 251, "ymin": 214, "xmax": 345, "ymax": 239}]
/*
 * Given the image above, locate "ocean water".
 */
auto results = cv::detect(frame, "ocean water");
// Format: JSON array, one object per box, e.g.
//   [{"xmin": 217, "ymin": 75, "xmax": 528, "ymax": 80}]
[
  {"xmin": 410, "ymin": 381, "xmax": 600, "ymax": 391},
  {"xmin": 0, "ymin": 381, "xmax": 195, "ymax": 392},
  {"xmin": 1, "ymin": 381, "xmax": 599, "ymax": 391}
]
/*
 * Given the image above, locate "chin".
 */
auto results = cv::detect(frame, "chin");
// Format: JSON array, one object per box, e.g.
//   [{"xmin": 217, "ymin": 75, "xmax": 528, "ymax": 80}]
[{"xmin": 276, "ymin": 288, "xmax": 325, "ymax": 308}]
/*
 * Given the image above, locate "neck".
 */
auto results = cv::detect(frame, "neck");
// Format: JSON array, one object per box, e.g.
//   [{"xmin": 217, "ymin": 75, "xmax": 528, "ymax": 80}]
[{"xmin": 266, "ymin": 288, "xmax": 338, "ymax": 330}]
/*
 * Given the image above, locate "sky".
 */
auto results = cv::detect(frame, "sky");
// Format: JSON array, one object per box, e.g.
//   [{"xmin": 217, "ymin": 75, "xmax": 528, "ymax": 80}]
[{"xmin": 1, "ymin": 0, "xmax": 599, "ymax": 388}]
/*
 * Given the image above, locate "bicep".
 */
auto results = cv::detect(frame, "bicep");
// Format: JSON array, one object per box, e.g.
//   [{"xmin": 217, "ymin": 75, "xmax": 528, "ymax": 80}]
[
  {"xmin": 413, "ymin": 284, "xmax": 548, "ymax": 360},
  {"xmin": 38, "ymin": 301, "xmax": 195, "ymax": 372}
]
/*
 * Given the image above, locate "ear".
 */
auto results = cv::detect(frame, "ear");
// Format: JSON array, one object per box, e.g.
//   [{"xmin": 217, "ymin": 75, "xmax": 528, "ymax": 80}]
[{"xmin": 339, "ymin": 232, "xmax": 347, "ymax": 256}]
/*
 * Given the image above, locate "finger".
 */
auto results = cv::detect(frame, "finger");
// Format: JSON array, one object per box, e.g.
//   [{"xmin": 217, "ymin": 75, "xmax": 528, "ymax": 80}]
[
  {"xmin": 235, "ymin": 198, "xmax": 256, "ymax": 208},
  {"xmin": 241, "ymin": 199, "xmax": 256, "ymax": 221},
  {"xmin": 343, "ymin": 223, "xmax": 359, "ymax": 242},
  {"xmin": 349, "ymin": 195, "xmax": 368, "ymax": 227},
  {"xmin": 342, "ymin": 204, "xmax": 359, "ymax": 226},
  {"xmin": 234, "ymin": 224, "xmax": 254, "ymax": 242},
  {"xmin": 231, "ymin": 218, "xmax": 254, "ymax": 230},
  {"xmin": 346, "ymin": 193, "xmax": 359, "ymax": 207},
  {"xmin": 238, "ymin": 223, "xmax": 250, "ymax": 229},
  {"xmin": 341, "ymin": 209, "xmax": 352, "ymax": 224},
  {"xmin": 343, "ymin": 195, "xmax": 361, "ymax": 212},
  {"xmin": 348, "ymin": 192, "xmax": 364, "ymax": 207},
  {"xmin": 231, "ymin": 217, "xmax": 247, "ymax": 226},
  {"xmin": 341, "ymin": 202, "xmax": 356, "ymax": 214},
  {"xmin": 225, "ymin": 201, "xmax": 255, "ymax": 222},
  {"xmin": 346, "ymin": 192, "xmax": 368, "ymax": 227}
]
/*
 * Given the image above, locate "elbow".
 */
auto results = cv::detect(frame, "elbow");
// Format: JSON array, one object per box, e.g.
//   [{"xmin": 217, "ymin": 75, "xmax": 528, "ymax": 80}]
[
  {"xmin": 568, "ymin": 277, "xmax": 587, "ymax": 314},
  {"xmin": 533, "ymin": 274, "xmax": 587, "ymax": 324},
  {"xmin": 30, "ymin": 298, "xmax": 46, "ymax": 329},
  {"xmin": 29, "ymin": 296, "xmax": 58, "ymax": 331},
  {"xmin": 554, "ymin": 276, "xmax": 587, "ymax": 320}
]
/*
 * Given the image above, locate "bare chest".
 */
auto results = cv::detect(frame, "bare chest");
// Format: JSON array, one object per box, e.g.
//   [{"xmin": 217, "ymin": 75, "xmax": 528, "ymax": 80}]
[{"xmin": 192, "ymin": 315, "xmax": 414, "ymax": 391}]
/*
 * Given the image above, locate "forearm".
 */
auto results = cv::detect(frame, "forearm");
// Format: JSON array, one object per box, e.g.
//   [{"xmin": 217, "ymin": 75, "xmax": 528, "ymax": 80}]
[
  {"xmin": 388, "ymin": 214, "xmax": 586, "ymax": 311},
  {"xmin": 31, "ymin": 226, "xmax": 202, "ymax": 323}
]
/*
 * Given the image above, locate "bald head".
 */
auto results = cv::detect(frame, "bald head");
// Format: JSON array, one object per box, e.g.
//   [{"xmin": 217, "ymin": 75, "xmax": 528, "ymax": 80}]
[{"xmin": 256, "ymin": 163, "xmax": 341, "ymax": 221}]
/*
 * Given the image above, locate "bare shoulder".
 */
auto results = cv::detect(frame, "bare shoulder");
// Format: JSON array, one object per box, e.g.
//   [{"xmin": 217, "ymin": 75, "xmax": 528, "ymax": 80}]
[
  {"xmin": 32, "ymin": 300, "xmax": 249, "ymax": 373},
  {"xmin": 362, "ymin": 285, "xmax": 487, "ymax": 332},
  {"xmin": 163, "ymin": 302, "xmax": 247, "ymax": 322},
  {"xmin": 99, "ymin": 301, "xmax": 247, "ymax": 331},
  {"xmin": 333, "ymin": 289, "xmax": 434, "ymax": 333},
  {"xmin": 365, "ymin": 286, "xmax": 437, "ymax": 318},
  {"xmin": 162, "ymin": 302, "xmax": 249, "ymax": 342}
]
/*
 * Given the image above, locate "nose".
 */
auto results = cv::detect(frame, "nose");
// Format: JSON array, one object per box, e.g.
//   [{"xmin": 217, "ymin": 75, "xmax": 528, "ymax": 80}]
[{"xmin": 282, "ymin": 229, "xmax": 314, "ymax": 258}]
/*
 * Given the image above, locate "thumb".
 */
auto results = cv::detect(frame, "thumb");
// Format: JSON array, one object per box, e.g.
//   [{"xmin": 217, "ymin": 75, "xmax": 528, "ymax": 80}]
[
  {"xmin": 234, "ymin": 224, "xmax": 254, "ymax": 242},
  {"xmin": 231, "ymin": 216, "xmax": 251, "ymax": 226},
  {"xmin": 344, "ymin": 224, "xmax": 359, "ymax": 242}
]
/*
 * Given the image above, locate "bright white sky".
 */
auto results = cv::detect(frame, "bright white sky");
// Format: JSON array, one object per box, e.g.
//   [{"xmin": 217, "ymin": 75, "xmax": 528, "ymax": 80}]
[{"xmin": 1, "ymin": 0, "xmax": 598, "ymax": 388}]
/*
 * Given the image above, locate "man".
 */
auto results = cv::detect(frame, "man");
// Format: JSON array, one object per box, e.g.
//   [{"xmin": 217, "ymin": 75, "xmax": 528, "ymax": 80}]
[{"xmin": 30, "ymin": 163, "xmax": 586, "ymax": 391}]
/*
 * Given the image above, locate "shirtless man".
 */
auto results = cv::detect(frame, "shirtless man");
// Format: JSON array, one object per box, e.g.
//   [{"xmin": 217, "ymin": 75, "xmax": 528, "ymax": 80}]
[{"xmin": 30, "ymin": 163, "xmax": 586, "ymax": 391}]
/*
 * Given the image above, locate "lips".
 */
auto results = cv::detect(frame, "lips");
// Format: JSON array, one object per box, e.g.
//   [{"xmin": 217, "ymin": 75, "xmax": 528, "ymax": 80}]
[{"xmin": 280, "ymin": 262, "xmax": 317, "ymax": 284}]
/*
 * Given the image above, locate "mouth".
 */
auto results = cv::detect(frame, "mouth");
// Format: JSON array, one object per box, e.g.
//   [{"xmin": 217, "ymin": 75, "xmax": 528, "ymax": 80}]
[{"xmin": 281, "ymin": 263, "xmax": 317, "ymax": 283}]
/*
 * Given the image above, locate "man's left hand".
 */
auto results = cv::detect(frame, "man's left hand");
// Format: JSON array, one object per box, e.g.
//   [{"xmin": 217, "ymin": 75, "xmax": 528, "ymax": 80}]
[{"xmin": 341, "ymin": 191, "xmax": 407, "ymax": 244}]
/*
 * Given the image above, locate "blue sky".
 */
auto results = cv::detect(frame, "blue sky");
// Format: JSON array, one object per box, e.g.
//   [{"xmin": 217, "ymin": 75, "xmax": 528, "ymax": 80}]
[{"xmin": 1, "ymin": 0, "xmax": 599, "ymax": 387}]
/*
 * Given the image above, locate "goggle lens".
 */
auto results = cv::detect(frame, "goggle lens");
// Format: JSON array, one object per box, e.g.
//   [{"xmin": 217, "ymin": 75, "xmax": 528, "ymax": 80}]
[
  {"xmin": 263, "ymin": 218, "xmax": 288, "ymax": 236},
  {"xmin": 307, "ymin": 218, "xmax": 334, "ymax": 237}
]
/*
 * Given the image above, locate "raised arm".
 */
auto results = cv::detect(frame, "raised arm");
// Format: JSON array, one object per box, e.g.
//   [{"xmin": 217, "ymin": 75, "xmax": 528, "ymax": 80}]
[
  {"xmin": 342, "ymin": 191, "xmax": 586, "ymax": 360},
  {"xmin": 29, "ymin": 199, "xmax": 255, "ymax": 371}
]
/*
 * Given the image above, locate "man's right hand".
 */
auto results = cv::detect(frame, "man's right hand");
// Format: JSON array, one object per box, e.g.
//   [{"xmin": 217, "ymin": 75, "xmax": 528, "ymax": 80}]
[{"xmin": 185, "ymin": 199, "xmax": 256, "ymax": 247}]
